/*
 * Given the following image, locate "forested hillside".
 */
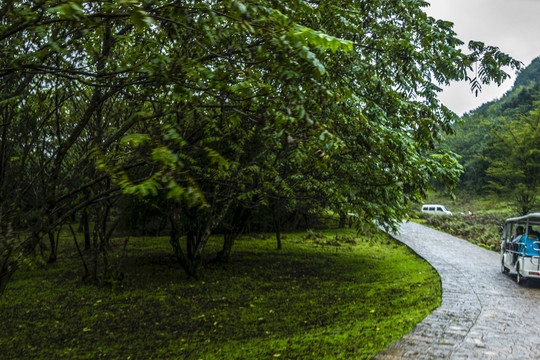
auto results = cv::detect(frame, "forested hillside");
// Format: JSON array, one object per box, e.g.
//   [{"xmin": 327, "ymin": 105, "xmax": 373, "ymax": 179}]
[{"xmin": 442, "ymin": 55, "xmax": 540, "ymax": 214}]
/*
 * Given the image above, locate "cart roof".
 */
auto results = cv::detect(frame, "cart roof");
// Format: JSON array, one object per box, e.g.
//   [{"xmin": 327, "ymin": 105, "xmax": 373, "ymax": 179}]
[{"xmin": 505, "ymin": 213, "xmax": 540, "ymax": 224}]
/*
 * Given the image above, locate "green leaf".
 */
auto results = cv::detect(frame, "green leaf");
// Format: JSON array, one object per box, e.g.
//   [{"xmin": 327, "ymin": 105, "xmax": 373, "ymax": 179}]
[
  {"xmin": 204, "ymin": 147, "xmax": 229, "ymax": 170},
  {"xmin": 121, "ymin": 134, "xmax": 151, "ymax": 147},
  {"xmin": 232, "ymin": 1, "xmax": 247, "ymax": 14},
  {"xmin": 47, "ymin": 2, "xmax": 84, "ymax": 19},
  {"xmin": 130, "ymin": 9, "xmax": 155, "ymax": 31}
]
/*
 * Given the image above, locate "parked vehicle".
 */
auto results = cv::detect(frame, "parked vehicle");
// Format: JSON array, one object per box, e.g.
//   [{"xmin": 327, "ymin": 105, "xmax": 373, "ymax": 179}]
[
  {"xmin": 421, "ymin": 204, "xmax": 452, "ymax": 215},
  {"xmin": 500, "ymin": 213, "xmax": 540, "ymax": 285}
]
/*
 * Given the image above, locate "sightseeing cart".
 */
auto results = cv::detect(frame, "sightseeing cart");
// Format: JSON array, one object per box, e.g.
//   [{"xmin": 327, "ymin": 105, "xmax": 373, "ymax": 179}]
[{"xmin": 500, "ymin": 213, "xmax": 540, "ymax": 285}]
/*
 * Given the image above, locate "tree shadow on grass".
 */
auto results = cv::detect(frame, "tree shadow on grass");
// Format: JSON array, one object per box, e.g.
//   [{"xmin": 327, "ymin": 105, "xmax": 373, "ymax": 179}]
[{"xmin": 0, "ymin": 238, "xmax": 437, "ymax": 360}]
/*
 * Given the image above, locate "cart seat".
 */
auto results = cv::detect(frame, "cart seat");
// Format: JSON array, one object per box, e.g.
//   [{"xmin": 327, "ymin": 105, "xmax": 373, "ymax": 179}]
[{"xmin": 518, "ymin": 235, "xmax": 540, "ymax": 257}]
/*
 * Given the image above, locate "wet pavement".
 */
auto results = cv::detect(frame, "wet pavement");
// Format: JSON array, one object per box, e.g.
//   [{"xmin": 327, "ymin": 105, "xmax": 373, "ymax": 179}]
[{"xmin": 373, "ymin": 221, "xmax": 540, "ymax": 360}]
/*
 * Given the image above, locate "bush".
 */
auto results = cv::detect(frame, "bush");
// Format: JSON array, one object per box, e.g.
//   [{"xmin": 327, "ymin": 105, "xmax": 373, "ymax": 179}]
[{"xmin": 416, "ymin": 213, "xmax": 505, "ymax": 251}]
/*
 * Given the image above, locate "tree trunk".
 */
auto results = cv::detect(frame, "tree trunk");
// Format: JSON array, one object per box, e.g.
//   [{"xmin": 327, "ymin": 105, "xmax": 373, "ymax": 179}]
[
  {"xmin": 272, "ymin": 203, "xmax": 282, "ymax": 250},
  {"xmin": 82, "ymin": 209, "xmax": 91, "ymax": 250},
  {"xmin": 338, "ymin": 212, "xmax": 347, "ymax": 228},
  {"xmin": 0, "ymin": 265, "xmax": 15, "ymax": 300},
  {"xmin": 276, "ymin": 228, "xmax": 282, "ymax": 250},
  {"xmin": 216, "ymin": 205, "xmax": 250, "ymax": 262},
  {"xmin": 47, "ymin": 231, "xmax": 57, "ymax": 263},
  {"xmin": 217, "ymin": 233, "xmax": 234, "ymax": 262},
  {"xmin": 0, "ymin": 232, "xmax": 40, "ymax": 299},
  {"xmin": 68, "ymin": 223, "xmax": 89, "ymax": 278}
]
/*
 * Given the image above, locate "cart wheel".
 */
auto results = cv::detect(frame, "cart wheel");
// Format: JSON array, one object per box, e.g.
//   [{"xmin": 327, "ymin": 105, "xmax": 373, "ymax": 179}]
[
  {"xmin": 501, "ymin": 259, "xmax": 509, "ymax": 274},
  {"xmin": 516, "ymin": 266, "xmax": 526, "ymax": 285}
]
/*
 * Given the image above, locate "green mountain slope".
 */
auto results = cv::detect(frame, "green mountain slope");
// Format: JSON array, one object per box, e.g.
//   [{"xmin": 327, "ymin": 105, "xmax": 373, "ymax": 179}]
[
  {"xmin": 442, "ymin": 55, "xmax": 540, "ymax": 192},
  {"xmin": 466, "ymin": 55, "xmax": 540, "ymax": 118},
  {"xmin": 514, "ymin": 56, "xmax": 540, "ymax": 89}
]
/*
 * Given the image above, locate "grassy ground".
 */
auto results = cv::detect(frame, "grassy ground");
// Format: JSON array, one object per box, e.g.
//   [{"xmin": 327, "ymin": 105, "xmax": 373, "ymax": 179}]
[{"xmin": 1, "ymin": 228, "xmax": 441, "ymax": 359}]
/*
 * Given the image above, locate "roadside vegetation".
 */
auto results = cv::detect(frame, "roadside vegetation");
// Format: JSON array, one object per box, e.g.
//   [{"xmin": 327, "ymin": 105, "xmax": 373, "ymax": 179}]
[
  {"xmin": 1, "ymin": 227, "xmax": 441, "ymax": 360},
  {"xmin": 415, "ymin": 213, "xmax": 504, "ymax": 251},
  {"xmin": 413, "ymin": 192, "xmax": 518, "ymax": 251}
]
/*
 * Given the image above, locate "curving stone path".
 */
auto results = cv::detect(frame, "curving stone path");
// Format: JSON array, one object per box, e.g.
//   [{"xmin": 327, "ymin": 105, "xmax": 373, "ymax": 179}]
[{"xmin": 373, "ymin": 221, "xmax": 540, "ymax": 360}]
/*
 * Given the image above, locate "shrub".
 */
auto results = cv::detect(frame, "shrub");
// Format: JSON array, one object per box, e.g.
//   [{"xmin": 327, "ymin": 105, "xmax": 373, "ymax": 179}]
[{"xmin": 417, "ymin": 213, "xmax": 504, "ymax": 251}]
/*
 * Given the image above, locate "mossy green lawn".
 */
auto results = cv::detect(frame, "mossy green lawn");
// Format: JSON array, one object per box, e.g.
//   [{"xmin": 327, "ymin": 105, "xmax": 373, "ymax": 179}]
[{"xmin": 1, "ymin": 228, "xmax": 440, "ymax": 359}]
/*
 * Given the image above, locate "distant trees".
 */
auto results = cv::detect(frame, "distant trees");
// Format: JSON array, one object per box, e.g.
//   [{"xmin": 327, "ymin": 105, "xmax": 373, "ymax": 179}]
[
  {"xmin": 513, "ymin": 56, "xmax": 540, "ymax": 89},
  {"xmin": 0, "ymin": 0, "xmax": 520, "ymax": 297},
  {"xmin": 484, "ymin": 109, "xmax": 540, "ymax": 215},
  {"xmin": 442, "ymin": 57, "xmax": 540, "ymax": 208}
]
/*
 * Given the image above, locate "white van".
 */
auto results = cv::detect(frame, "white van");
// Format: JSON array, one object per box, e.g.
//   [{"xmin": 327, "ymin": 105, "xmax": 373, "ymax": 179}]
[{"xmin": 421, "ymin": 204, "xmax": 452, "ymax": 215}]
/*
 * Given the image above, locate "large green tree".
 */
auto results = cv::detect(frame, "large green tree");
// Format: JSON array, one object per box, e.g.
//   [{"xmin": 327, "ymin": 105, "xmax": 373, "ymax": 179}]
[
  {"xmin": 0, "ymin": 0, "xmax": 520, "ymax": 293},
  {"xmin": 106, "ymin": 0, "xmax": 520, "ymax": 273}
]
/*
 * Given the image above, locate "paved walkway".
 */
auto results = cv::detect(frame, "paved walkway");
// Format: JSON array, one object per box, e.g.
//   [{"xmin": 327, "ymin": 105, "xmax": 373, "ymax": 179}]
[{"xmin": 373, "ymin": 221, "xmax": 540, "ymax": 360}]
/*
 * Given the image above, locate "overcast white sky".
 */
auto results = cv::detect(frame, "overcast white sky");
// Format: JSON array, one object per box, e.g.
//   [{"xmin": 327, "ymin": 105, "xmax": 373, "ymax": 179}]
[{"xmin": 423, "ymin": 0, "xmax": 540, "ymax": 116}]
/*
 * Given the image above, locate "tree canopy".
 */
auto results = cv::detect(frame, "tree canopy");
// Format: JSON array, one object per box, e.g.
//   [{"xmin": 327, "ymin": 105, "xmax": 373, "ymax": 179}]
[{"xmin": 0, "ymin": 0, "xmax": 520, "ymax": 296}]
